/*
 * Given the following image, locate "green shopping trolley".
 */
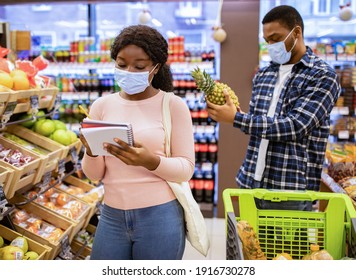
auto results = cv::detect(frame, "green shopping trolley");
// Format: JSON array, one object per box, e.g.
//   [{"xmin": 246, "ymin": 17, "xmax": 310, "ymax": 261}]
[{"xmin": 223, "ymin": 188, "xmax": 356, "ymax": 260}]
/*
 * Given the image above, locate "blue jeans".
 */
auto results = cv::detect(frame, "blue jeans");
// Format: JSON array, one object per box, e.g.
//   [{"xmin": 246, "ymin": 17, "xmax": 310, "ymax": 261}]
[{"xmin": 90, "ymin": 200, "xmax": 186, "ymax": 260}]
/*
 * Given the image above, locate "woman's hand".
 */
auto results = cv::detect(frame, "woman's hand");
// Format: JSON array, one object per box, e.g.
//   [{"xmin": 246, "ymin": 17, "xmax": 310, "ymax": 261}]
[
  {"xmin": 206, "ymin": 90, "xmax": 239, "ymax": 124},
  {"xmin": 104, "ymin": 138, "xmax": 160, "ymax": 170},
  {"xmin": 78, "ymin": 128, "xmax": 97, "ymax": 157}
]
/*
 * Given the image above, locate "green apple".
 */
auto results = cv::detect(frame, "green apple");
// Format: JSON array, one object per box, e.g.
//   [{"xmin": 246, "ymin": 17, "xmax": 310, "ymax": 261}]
[
  {"xmin": 53, "ymin": 120, "xmax": 67, "ymax": 131},
  {"xmin": 52, "ymin": 129, "xmax": 72, "ymax": 146},
  {"xmin": 23, "ymin": 251, "xmax": 39, "ymax": 260},
  {"xmin": 66, "ymin": 130, "xmax": 78, "ymax": 143},
  {"xmin": 10, "ymin": 236, "xmax": 28, "ymax": 253},
  {"xmin": 0, "ymin": 245, "xmax": 24, "ymax": 260},
  {"xmin": 35, "ymin": 119, "xmax": 56, "ymax": 137},
  {"xmin": 0, "ymin": 236, "xmax": 4, "ymax": 248},
  {"xmin": 20, "ymin": 110, "xmax": 46, "ymax": 128}
]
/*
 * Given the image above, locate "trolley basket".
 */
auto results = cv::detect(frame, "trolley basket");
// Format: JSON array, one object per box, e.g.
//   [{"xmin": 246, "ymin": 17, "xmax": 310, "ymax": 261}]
[{"xmin": 223, "ymin": 188, "xmax": 356, "ymax": 260}]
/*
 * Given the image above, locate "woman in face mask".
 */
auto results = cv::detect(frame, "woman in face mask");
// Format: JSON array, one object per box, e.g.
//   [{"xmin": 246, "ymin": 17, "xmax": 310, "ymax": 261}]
[{"xmin": 80, "ymin": 25, "xmax": 195, "ymax": 260}]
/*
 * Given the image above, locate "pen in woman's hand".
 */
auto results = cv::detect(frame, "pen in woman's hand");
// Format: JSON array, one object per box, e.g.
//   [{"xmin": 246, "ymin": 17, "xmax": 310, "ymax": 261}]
[{"xmin": 79, "ymin": 105, "xmax": 91, "ymax": 119}]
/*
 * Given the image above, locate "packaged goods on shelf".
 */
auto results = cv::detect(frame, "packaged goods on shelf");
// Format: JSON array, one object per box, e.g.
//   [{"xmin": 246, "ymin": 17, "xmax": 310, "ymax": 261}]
[
  {"xmin": 9, "ymin": 202, "xmax": 73, "ymax": 260},
  {"xmin": 19, "ymin": 186, "xmax": 92, "ymax": 239},
  {"xmin": 0, "ymin": 137, "xmax": 45, "ymax": 199},
  {"xmin": 57, "ymin": 175, "xmax": 104, "ymax": 225},
  {"xmin": 0, "ymin": 224, "xmax": 51, "ymax": 260}
]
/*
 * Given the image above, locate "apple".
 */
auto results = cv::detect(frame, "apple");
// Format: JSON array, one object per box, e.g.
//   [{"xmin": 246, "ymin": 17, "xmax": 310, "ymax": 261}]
[
  {"xmin": 0, "ymin": 70, "xmax": 14, "ymax": 89},
  {"xmin": 23, "ymin": 251, "xmax": 39, "ymax": 260},
  {"xmin": 10, "ymin": 236, "xmax": 28, "ymax": 253},
  {"xmin": 52, "ymin": 129, "xmax": 72, "ymax": 146},
  {"xmin": 35, "ymin": 119, "xmax": 56, "ymax": 136},
  {"xmin": 0, "ymin": 245, "xmax": 24, "ymax": 260},
  {"xmin": 0, "ymin": 236, "xmax": 4, "ymax": 248},
  {"xmin": 53, "ymin": 120, "xmax": 67, "ymax": 131}
]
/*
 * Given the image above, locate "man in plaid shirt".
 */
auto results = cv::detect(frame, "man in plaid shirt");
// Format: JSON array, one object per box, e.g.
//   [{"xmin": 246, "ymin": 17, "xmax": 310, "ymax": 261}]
[{"xmin": 207, "ymin": 6, "xmax": 341, "ymax": 209}]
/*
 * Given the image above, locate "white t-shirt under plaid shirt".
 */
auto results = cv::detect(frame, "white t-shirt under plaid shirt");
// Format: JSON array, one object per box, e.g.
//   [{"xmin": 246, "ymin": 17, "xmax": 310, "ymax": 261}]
[
  {"xmin": 234, "ymin": 47, "xmax": 341, "ymax": 191},
  {"xmin": 254, "ymin": 64, "xmax": 293, "ymax": 181}
]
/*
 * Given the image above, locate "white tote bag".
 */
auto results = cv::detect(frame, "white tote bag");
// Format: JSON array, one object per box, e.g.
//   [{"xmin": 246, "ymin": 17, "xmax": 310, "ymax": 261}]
[{"xmin": 162, "ymin": 92, "xmax": 210, "ymax": 257}]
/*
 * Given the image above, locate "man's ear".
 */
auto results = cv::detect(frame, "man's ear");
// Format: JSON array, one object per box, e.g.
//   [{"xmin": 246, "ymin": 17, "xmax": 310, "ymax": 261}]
[{"xmin": 294, "ymin": 26, "xmax": 303, "ymax": 38}]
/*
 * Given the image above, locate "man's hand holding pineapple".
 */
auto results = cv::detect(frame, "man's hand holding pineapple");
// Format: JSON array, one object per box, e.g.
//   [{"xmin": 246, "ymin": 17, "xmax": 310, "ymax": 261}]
[{"xmin": 191, "ymin": 67, "xmax": 241, "ymax": 124}]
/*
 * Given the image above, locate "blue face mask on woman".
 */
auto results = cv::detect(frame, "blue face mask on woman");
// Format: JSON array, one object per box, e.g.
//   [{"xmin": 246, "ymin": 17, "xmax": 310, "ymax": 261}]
[
  {"xmin": 114, "ymin": 64, "xmax": 158, "ymax": 95},
  {"xmin": 267, "ymin": 27, "xmax": 297, "ymax": 65}
]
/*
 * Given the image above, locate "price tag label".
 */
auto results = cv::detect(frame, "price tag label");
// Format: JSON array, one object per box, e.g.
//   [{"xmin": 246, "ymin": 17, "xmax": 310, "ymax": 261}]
[
  {"xmin": 70, "ymin": 147, "xmax": 78, "ymax": 163},
  {"xmin": 58, "ymin": 159, "xmax": 66, "ymax": 175},
  {"xmin": 30, "ymin": 95, "xmax": 39, "ymax": 110},
  {"xmin": 338, "ymin": 130, "xmax": 350, "ymax": 139},
  {"xmin": 53, "ymin": 94, "xmax": 62, "ymax": 110},
  {"xmin": 338, "ymin": 107, "xmax": 349, "ymax": 115},
  {"xmin": 2, "ymin": 101, "xmax": 17, "ymax": 124}
]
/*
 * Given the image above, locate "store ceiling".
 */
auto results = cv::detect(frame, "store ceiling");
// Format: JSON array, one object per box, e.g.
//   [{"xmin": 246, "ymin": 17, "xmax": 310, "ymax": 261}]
[{"xmin": 1, "ymin": 0, "xmax": 259, "ymax": 5}]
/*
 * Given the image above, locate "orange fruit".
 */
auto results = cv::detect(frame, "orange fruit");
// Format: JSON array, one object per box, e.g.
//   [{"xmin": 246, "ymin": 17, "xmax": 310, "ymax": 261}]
[
  {"xmin": 43, "ymin": 201, "xmax": 56, "ymax": 210},
  {"xmin": 56, "ymin": 193, "xmax": 70, "ymax": 206},
  {"xmin": 44, "ymin": 188, "xmax": 55, "ymax": 198}
]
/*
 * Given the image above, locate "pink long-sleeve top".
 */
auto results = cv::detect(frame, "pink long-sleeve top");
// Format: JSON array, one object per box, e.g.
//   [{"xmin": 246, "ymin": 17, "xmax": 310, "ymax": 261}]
[{"xmin": 81, "ymin": 90, "xmax": 195, "ymax": 210}]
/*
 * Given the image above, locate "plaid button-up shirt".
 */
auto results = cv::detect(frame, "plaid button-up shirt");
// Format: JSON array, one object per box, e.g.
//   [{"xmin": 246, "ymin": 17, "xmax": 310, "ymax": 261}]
[{"xmin": 234, "ymin": 47, "xmax": 341, "ymax": 191}]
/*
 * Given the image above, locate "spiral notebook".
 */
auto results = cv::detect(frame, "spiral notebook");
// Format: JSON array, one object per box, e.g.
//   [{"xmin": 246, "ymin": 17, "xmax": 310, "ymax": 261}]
[{"xmin": 80, "ymin": 119, "xmax": 134, "ymax": 156}]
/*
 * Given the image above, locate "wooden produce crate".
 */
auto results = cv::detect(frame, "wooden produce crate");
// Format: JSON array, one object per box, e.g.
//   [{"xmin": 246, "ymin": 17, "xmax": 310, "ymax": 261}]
[
  {"xmin": 7, "ymin": 89, "xmax": 39, "ymax": 114},
  {"xmin": 61, "ymin": 175, "xmax": 103, "ymax": 228},
  {"xmin": 38, "ymin": 86, "xmax": 59, "ymax": 111},
  {"xmin": 11, "ymin": 202, "xmax": 74, "ymax": 260},
  {"xmin": 0, "ymin": 89, "xmax": 10, "ymax": 116},
  {"xmin": 0, "ymin": 137, "xmax": 45, "ymax": 199},
  {"xmin": 5, "ymin": 125, "xmax": 66, "ymax": 173},
  {"xmin": 5, "ymin": 124, "xmax": 82, "ymax": 164},
  {"xmin": 0, "ymin": 165, "xmax": 14, "ymax": 199},
  {"xmin": 19, "ymin": 187, "xmax": 92, "ymax": 242},
  {"xmin": 70, "ymin": 223, "xmax": 96, "ymax": 259},
  {"xmin": 0, "ymin": 224, "xmax": 51, "ymax": 260}
]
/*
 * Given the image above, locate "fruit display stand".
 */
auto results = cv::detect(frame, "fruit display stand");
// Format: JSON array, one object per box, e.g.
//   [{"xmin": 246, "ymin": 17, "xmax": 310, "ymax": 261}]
[
  {"xmin": 70, "ymin": 223, "xmax": 96, "ymax": 259},
  {"xmin": 0, "ymin": 165, "xmax": 14, "ymax": 198},
  {"xmin": 60, "ymin": 175, "xmax": 103, "ymax": 228},
  {"xmin": 223, "ymin": 188, "xmax": 356, "ymax": 260},
  {"xmin": 0, "ymin": 137, "xmax": 46, "ymax": 199},
  {"xmin": 0, "ymin": 224, "xmax": 51, "ymax": 260},
  {"xmin": 3, "ymin": 87, "xmax": 59, "ymax": 115},
  {"xmin": 11, "ymin": 202, "xmax": 74, "ymax": 260},
  {"xmin": 5, "ymin": 124, "xmax": 82, "ymax": 165}
]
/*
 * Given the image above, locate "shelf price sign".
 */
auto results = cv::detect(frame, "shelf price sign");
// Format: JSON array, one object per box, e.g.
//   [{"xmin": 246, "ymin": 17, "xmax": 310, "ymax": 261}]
[{"xmin": 338, "ymin": 130, "xmax": 350, "ymax": 139}]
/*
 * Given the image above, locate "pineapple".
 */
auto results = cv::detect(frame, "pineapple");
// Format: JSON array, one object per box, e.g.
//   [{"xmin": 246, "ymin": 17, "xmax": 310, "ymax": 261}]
[{"xmin": 191, "ymin": 67, "xmax": 239, "ymax": 107}]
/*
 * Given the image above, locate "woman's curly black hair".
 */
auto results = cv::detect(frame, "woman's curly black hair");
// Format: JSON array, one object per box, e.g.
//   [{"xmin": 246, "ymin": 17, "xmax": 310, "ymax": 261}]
[{"xmin": 111, "ymin": 25, "xmax": 173, "ymax": 92}]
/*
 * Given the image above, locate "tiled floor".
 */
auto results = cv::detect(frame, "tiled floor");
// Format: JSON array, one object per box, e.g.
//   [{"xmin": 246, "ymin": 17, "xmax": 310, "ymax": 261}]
[{"xmin": 183, "ymin": 218, "xmax": 226, "ymax": 260}]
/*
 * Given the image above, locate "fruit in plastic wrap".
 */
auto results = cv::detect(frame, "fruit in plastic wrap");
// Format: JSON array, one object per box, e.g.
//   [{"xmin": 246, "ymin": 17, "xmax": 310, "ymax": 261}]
[
  {"xmin": 10, "ymin": 236, "xmax": 28, "ymax": 253},
  {"xmin": 0, "ymin": 245, "xmax": 24, "ymax": 260},
  {"xmin": 236, "ymin": 220, "xmax": 267, "ymax": 260},
  {"xmin": 191, "ymin": 67, "xmax": 239, "ymax": 107}
]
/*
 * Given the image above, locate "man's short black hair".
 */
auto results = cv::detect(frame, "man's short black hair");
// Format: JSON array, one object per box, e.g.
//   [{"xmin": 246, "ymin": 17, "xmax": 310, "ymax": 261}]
[{"xmin": 262, "ymin": 5, "xmax": 304, "ymax": 35}]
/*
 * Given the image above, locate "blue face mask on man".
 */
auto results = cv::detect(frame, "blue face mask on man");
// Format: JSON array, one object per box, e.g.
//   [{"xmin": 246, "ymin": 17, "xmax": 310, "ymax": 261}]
[
  {"xmin": 267, "ymin": 27, "xmax": 297, "ymax": 64},
  {"xmin": 114, "ymin": 64, "xmax": 158, "ymax": 95}
]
